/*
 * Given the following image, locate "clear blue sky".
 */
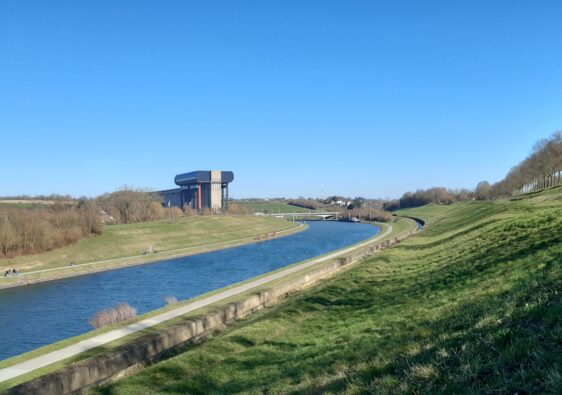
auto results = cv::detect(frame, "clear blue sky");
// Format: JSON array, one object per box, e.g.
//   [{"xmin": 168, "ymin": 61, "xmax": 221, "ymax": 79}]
[{"xmin": 1, "ymin": 1, "xmax": 561, "ymax": 199}]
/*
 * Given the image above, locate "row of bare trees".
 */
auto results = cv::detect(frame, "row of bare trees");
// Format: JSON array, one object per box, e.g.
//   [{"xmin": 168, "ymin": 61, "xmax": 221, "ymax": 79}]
[
  {"xmin": 383, "ymin": 132, "xmax": 561, "ymax": 209},
  {"xmin": 0, "ymin": 194, "xmax": 74, "ymax": 202},
  {"xmin": 488, "ymin": 132, "xmax": 562, "ymax": 198},
  {"xmin": 346, "ymin": 207, "xmax": 393, "ymax": 222},
  {"xmin": 0, "ymin": 188, "xmax": 179, "ymax": 259},
  {"xmin": 383, "ymin": 187, "xmax": 474, "ymax": 210},
  {"xmin": 0, "ymin": 204, "xmax": 104, "ymax": 258},
  {"xmin": 0, "ymin": 184, "xmax": 246, "ymax": 259}
]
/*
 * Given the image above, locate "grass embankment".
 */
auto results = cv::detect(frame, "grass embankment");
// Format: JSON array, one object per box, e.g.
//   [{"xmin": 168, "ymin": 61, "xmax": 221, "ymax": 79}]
[
  {"xmin": 0, "ymin": 219, "xmax": 406, "ymax": 392},
  {"xmin": 237, "ymin": 201, "xmax": 313, "ymax": 214},
  {"xmin": 95, "ymin": 188, "xmax": 562, "ymax": 394},
  {"xmin": 0, "ymin": 216, "xmax": 301, "ymax": 287}
]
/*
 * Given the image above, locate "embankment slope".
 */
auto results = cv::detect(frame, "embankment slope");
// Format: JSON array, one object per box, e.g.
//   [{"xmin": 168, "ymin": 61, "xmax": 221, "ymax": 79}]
[{"xmin": 95, "ymin": 188, "xmax": 562, "ymax": 394}]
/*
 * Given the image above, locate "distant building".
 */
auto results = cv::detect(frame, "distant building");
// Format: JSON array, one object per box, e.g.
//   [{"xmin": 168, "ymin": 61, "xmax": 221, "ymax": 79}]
[
  {"xmin": 159, "ymin": 170, "xmax": 234, "ymax": 211},
  {"xmin": 331, "ymin": 200, "xmax": 350, "ymax": 208}
]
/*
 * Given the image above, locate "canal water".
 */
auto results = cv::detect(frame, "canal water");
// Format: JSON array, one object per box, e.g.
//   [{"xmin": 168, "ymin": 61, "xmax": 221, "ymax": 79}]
[{"xmin": 0, "ymin": 221, "xmax": 379, "ymax": 360}]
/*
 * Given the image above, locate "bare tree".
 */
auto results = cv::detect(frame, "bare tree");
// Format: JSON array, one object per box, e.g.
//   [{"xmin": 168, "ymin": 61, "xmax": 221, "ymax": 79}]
[
  {"xmin": 95, "ymin": 187, "xmax": 163, "ymax": 224},
  {"xmin": 491, "ymin": 131, "xmax": 562, "ymax": 197},
  {"xmin": 475, "ymin": 181, "xmax": 491, "ymax": 200}
]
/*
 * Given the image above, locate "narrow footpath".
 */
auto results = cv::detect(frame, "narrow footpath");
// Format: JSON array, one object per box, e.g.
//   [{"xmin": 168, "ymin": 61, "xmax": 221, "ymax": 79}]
[{"xmin": 0, "ymin": 223, "xmax": 392, "ymax": 383}]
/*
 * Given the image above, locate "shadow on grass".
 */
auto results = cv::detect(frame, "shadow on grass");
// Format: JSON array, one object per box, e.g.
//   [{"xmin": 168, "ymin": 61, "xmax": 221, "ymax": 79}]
[
  {"xmin": 92, "ymin": 200, "xmax": 562, "ymax": 395},
  {"xmin": 95, "ymin": 262, "xmax": 562, "ymax": 394},
  {"xmin": 334, "ymin": 267, "xmax": 562, "ymax": 394}
]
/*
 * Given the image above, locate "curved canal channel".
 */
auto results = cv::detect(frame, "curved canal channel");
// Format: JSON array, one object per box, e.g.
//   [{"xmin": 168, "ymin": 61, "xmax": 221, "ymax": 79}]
[{"xmin": 0, "ymin": 221, "xmax": 379, "ymax": 360}]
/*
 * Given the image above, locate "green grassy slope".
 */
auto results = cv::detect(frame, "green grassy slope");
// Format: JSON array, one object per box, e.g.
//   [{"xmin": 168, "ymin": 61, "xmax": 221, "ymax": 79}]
[
  {"xmin": 94, "ymin": 189, "xmax": 562, "ymax": 394},
  {"xmin": 237, "ymin": 201, "xmax": 313, "ymax": 214},
  {"xmin": 396, "ymin": 201, "xmax": 472, "ymax": 223}
]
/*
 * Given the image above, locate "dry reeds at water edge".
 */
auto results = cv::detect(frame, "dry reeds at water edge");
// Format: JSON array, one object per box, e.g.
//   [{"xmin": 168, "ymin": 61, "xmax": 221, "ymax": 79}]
[
  {"xmin": 164, "ymin": 295, "xmax": 178, "ymax": 305},
  {"xmin": 89, "ymin": 302, "xmax": 137, "ymax": 328}
]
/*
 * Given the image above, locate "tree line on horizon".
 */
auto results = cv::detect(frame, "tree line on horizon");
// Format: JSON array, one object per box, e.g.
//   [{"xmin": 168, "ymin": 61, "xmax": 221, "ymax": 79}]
[
  {"xmin": 0, "ymin": 193, "xmax": 75, "ymax": 202},
  {"xmin": 488, "ymin": 131, "xmax": 562, "ymax": 197},
  {"xmin": 384, "ymin": 131, "xmax": 562, "ymax": 211}
]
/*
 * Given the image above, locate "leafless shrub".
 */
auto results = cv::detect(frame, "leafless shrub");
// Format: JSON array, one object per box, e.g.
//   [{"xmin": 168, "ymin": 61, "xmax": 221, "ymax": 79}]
[
  {"xmin": 200, "ymin": 207, "xmax": 212, "ymax": 216},
  {"xmin": 149, "ymin": 201, "xmax": 166, "ymax": 220},
  {"xmin": 475, "ymin": 181, "xmax": 491, "ymax": 200},
  {"xmin": 95, "ymin": 187, "xmax": 162, "ymax": 224},
  {"xmin": 166, "ymin": 207, "xmax": 183, "ymax": 223},
  {"xmin": 163, "ymin": 295, "xmax": 178, "ymax": 305},
  {"xmin": 183, "ymin": 206, "xmax": 198, "ymax": 216},
  {"xmin": 115, "ymin": 302, "xmax": 136, "ymax": 321},
  {"xmin": 89, "ymin": 302, "xmax": 137, "ymax": 328},
  {"xmin": 0, "ymin": 205, "xmax": 104, "ymax": 258}
]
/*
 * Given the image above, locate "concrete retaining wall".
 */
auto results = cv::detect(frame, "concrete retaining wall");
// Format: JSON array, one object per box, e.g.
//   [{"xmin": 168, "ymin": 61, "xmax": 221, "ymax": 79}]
[
  {"xmin": 9, "ymin": 226, "xmax": 419, "ymax": 395},
  {"xmin": 396, "ymin": 215, "xmax": 425, "ymax": 227}
]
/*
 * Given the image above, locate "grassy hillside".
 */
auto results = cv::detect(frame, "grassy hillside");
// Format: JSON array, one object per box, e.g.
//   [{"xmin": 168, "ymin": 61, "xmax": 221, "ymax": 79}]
[
  {"xmin": 0, "ymin": 216, "xmax": 298, "ymax": 274},
  {"xmin": 95, "ymin": 188, "xmax": 562, "ymax": 394},
  {"xmin": 237, "ymin": 200, "xmax": 313, "ymax": 214}
]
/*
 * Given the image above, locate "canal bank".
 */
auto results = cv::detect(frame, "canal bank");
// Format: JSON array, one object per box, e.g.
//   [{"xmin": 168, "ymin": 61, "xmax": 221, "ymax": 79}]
[
  {"xmin": 0, "ymin": 218, "xmax": 305, "ymax": 291},
  {"xmin": 0, "ymin": 221, "xmax": 380, "ymax": 360},
  {"xmin": 0, "ymin": 219, "xmax": 419, "ymax": 394}
]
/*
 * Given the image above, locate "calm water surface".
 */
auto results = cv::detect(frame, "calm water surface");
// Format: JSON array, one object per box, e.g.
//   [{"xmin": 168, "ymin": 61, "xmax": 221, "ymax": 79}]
[{"xmin": 0, "ymin": 221, "xmax": 378, "ymax": 360}]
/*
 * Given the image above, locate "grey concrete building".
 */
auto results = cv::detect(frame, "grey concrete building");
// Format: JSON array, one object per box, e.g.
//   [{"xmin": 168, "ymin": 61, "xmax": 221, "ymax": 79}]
[{"xmin": 159, "ymin": 170, "xmax": 234, "ymax": 211}]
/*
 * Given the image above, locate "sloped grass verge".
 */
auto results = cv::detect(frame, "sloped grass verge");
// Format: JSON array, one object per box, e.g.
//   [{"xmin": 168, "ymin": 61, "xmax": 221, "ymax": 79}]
[{"xmin": 92, "ymin": 192, "xmax": 562, "ymax": 394}]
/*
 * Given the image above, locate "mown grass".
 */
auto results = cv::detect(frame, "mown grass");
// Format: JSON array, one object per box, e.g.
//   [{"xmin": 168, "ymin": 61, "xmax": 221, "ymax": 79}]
[
  {"xmin": 0, "ymin": 216, "xmax": 297, "ymax": 276},
  {"xmin": 94, "ymin": 188, "xmax": 562, "ymax": 394},
  {"xmin": 237, "ymin": 201, "xmax": 314, "ymax": 214},
  {"xmin": 395, "ymin": 202, "xmax": 472, "ymax": 224}
]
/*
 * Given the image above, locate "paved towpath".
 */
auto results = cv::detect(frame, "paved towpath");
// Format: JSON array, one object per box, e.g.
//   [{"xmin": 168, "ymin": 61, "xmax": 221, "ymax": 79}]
[{"xmin": 0, "ymin": 223, "xmax": 392, "ymax": 383}]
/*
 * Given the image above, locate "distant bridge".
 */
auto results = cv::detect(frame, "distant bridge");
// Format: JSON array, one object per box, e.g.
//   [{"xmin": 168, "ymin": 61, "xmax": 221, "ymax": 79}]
[{"xmin": 261, "ymin": 211, "xmax": 341, "ymax": 221}]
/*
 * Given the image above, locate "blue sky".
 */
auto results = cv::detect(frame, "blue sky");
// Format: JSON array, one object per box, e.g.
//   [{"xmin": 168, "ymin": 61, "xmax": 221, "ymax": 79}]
[{"xmin": 1, "ymin": 1, "xmax": 561, "ymax": 199}]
